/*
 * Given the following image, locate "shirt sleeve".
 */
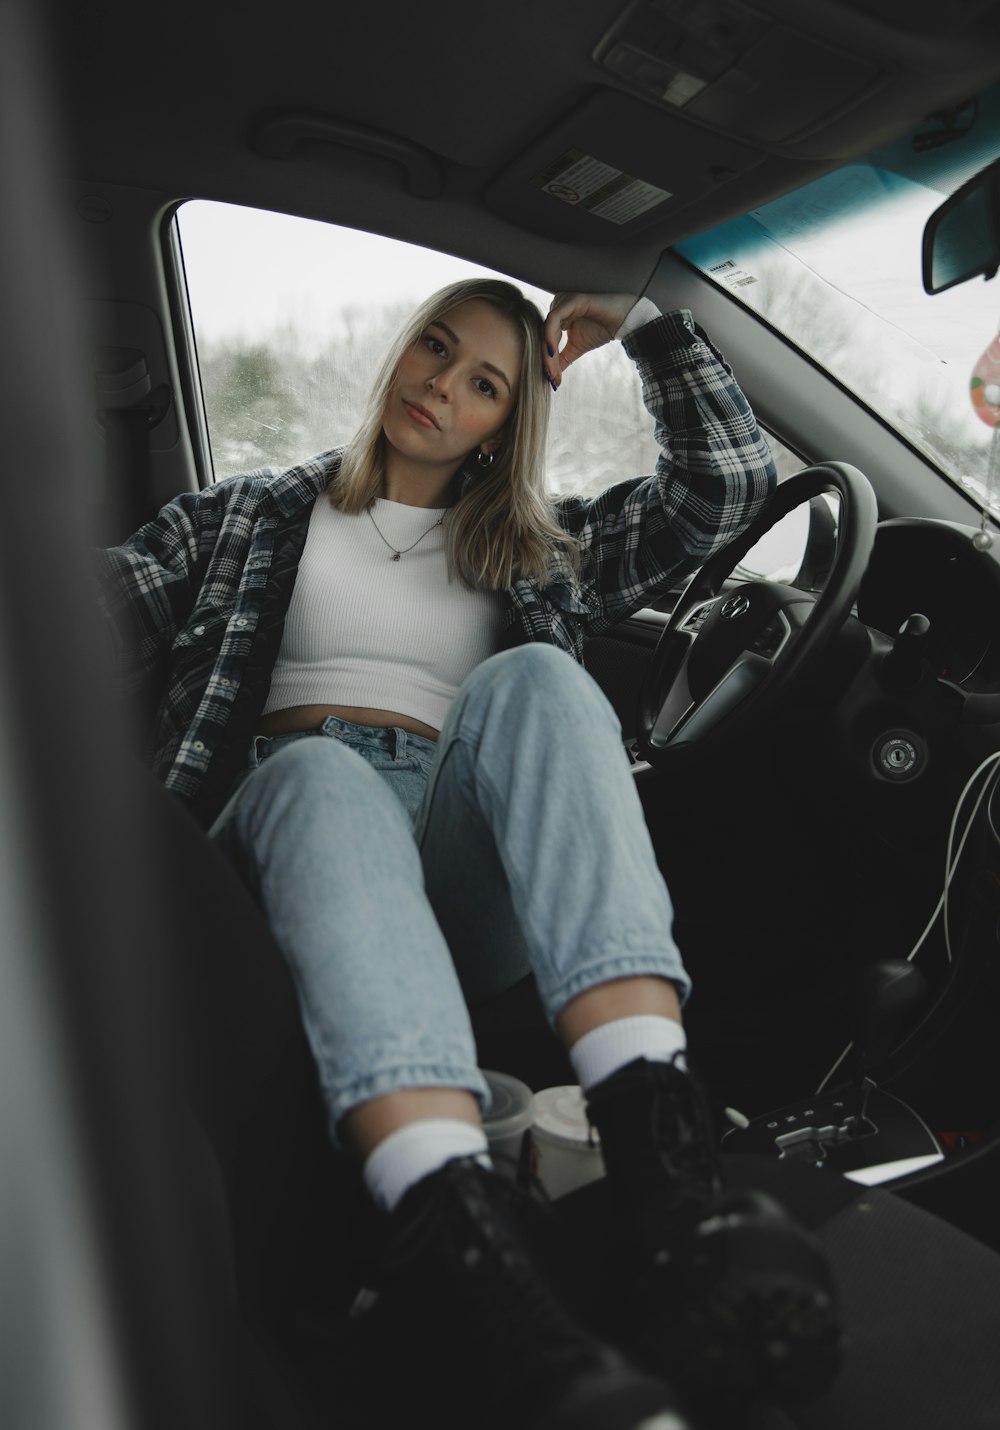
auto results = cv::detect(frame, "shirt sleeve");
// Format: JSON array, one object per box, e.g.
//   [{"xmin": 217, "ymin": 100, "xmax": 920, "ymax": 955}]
[
  {"xmin": 614, "ymin": 295, "xmax": 661, "ymax": 340},
  {"xmin": 95, "ymin": 485, "xmax": 227, "ymax": 690},
  {"xmin": 562, "ymin": 309, "xmax": 777, "ymax": 631}
]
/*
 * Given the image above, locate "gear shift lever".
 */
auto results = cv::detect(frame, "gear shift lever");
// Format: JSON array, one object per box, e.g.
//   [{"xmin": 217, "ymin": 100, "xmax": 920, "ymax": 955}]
[
  {"xmin": 851, "ymin": 959, "xmax": 929, "ymax": 1127},
  {"xmin": 879, "ymin": 612, "xmax": 931, "ymax": 690}
]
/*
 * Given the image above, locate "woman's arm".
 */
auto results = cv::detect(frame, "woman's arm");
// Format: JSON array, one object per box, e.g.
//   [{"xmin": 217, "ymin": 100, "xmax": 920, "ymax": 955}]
[
  {"xmin": 546, "ymin": 294, "xmax": 777, "ymax": 629},
  {"xmin": 95, "ymin": 484, "xmax": 227, "ymax": 690}
]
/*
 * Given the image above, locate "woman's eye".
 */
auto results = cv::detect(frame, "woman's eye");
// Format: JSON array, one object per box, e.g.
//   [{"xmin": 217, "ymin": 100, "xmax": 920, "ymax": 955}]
[
  {"xmin": 425, "ymin": 335, "xmax": 446, "ymax": 356},
  {"xmin": 475, "ymin": 377, "xmax": 498, "ymax": 399}
]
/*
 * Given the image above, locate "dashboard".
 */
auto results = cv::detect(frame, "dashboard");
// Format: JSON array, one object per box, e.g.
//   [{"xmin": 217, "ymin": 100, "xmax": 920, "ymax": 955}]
[{"xmin": 856, "ymin": 520, "xmax": 1000, "ymax": 695}]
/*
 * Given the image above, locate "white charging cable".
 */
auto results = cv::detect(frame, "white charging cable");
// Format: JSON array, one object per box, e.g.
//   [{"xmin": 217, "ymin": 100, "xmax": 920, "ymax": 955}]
[
  {"xmin": 814, "ymin": 748, "xmax": 1000, "ymax": 1094},
  {"xmin": 916, "ymin": 748, "xmax": 1000, "ymax": 967},
  {"xmin": 986, "ymin": 754, "xmax": 1000, "ymax": 849}
]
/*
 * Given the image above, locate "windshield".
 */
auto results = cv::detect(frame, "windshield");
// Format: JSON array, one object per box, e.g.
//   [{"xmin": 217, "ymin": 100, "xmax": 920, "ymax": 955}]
[{"xmin": 675, "ymin": 84, "xmax": 1000, "ymax": 524}]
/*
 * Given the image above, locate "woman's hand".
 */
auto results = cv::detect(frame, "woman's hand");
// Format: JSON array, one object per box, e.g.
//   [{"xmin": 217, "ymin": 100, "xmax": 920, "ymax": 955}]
[{"xmin": 543, "ymin": 292, "xmax": 638, "ymax": 389}]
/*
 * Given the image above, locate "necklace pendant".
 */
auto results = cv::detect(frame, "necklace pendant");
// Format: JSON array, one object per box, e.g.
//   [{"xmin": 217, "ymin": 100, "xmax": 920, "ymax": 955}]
[{"xmin": 391, "ymin": 552, "xmax": 401, "ymax": 561}]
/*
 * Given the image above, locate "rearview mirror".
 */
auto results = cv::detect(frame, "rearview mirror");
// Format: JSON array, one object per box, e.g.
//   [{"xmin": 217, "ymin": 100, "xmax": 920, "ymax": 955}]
[{"xmin": 922, "ymin": 157, "xmax": 1000, "ymax": 295}]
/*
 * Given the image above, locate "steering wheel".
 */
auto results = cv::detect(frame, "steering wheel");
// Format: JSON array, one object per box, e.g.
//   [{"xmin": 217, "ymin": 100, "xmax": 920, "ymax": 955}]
[{"xmin": 635, "ymin": 463, "xmax": 879, "ymax": 768}]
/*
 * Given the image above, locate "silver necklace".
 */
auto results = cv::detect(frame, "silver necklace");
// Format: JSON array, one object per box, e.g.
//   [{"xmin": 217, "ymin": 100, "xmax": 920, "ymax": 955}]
[{"xmin": 366, "ymin": 504, "xmax": 444, "ymax": 561}]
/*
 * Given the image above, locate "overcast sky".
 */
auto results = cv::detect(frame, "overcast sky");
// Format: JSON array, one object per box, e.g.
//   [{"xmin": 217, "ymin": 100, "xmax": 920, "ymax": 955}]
[{"xmin": 177, "ymin": 199, "xmax": 554, "ymax": 350}]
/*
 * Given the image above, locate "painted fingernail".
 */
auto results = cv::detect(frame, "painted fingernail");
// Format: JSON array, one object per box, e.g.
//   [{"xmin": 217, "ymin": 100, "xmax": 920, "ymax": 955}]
[
  {"xmin": 547, "ymin": 344, "xmax": 555, "ymax": 358},
  {"xmin": 549, "ymin": 376, "xmax": 558, "ymax": 392}
]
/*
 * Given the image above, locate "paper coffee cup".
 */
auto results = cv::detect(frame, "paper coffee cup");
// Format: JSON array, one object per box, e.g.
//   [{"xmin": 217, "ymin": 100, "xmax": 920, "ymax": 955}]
[{"xmin": 532, "ymin": 1084, "xmax": 605, "ymax": 1199}]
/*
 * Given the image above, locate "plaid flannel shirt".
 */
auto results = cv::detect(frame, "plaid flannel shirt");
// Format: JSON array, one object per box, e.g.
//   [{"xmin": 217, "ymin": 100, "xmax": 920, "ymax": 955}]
[{"xmin": 98, "ymin": 311, "xmax": 776, "ymax": 823}]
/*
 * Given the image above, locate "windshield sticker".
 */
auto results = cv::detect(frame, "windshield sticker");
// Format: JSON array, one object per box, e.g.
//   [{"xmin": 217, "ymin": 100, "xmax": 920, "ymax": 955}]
[
  {"xmin": 708, "ymin": 259, "xmax": 758, "ymax": 290},
  {"xmin": 532, "ymin": 149, "xmax": 670, "ymax": 224}
]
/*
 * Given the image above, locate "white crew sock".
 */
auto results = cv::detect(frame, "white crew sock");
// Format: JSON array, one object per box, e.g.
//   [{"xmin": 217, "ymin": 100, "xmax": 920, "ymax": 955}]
[
  {"xmin": 362, "ymin": 1118, "xmax": 492, "ymax": 1214},
  {"xmin": 569, "ymin": 1015, "xmax": 688, "ymax": 1092}
]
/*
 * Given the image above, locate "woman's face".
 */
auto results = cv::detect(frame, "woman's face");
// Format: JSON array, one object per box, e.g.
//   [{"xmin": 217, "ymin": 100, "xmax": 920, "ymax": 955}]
[{"xmin": 383, "ymin": 298, "xmax": 523, "ymax": 477}]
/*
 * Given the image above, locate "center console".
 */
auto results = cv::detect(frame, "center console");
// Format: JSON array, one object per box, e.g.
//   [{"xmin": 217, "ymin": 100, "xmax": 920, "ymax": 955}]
[
  {"xmin": 721, "ymin": 1083, "xmax": 943, "ymax": 1185},
  {"xmin": 722, "ymin": 957, "xmax": 944, "ymax": 1186}
]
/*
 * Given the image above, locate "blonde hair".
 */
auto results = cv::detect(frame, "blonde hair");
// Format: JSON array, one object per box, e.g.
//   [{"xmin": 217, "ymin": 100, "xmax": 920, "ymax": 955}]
[{"xmin": 329, "ymin": 278, "xmax": 578, "ymax": 589}]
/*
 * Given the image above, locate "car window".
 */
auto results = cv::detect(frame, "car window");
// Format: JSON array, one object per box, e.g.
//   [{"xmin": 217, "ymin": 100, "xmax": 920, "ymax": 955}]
[{"xmin": 174, "ymin": 200, "xmax": 661, "ymax": 497}]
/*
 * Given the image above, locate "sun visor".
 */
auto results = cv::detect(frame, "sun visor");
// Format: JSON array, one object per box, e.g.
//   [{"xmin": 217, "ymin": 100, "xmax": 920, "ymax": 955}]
[{"xmin": 484, "ymin": 90, "xmax": 763, "ymax": 244}]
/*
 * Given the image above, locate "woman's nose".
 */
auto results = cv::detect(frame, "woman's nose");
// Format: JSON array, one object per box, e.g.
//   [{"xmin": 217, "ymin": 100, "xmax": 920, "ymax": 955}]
[{"xmin": 427, "ymin": 369, "xmax": 452, "ymax": 398}]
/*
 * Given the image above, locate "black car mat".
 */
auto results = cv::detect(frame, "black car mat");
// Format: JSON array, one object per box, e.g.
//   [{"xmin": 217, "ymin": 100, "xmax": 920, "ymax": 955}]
[{"xmin": 555, "ymin": 1154, "xmax": 1000, "ymax": 1430}]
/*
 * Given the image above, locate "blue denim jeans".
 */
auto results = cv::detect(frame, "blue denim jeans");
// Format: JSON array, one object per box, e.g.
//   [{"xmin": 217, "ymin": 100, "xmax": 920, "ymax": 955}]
[{"xmin": 210, "ymin": 645, "xmax": 689, "ymax": 1136}]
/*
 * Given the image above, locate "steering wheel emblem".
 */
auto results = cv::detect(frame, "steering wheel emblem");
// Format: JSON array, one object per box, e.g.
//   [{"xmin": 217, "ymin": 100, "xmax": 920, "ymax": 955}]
[{"xmin": 720, "ymin": 593, "xmax": 751, "ymax": 620}]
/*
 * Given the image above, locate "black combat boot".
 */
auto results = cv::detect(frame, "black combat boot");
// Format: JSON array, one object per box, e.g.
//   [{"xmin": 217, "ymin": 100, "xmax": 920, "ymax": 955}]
[
  {"xmin": 585, "ymin": 1058, "xmax": 843, "ymax": 1420},
  {"xmin": 348, "ymin": 1155, "xmax": 694, "ymax": 1430}
]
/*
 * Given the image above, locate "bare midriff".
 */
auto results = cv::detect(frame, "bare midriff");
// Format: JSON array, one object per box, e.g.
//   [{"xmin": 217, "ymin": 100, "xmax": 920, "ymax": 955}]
[{"xmin": 257, "ymin": 704, "xmax": 440, "ymax": 741}]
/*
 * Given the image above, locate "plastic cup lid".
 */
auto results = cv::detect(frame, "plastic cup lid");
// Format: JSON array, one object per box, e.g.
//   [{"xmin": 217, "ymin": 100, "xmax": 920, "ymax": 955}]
[
  {"xmin": 481, "ymin": 1068, "xmax": 535, "ymax": 1136},
  {"xmin": 532, "ymin": 1085, "xmax": 601, "ymax": 1149}
]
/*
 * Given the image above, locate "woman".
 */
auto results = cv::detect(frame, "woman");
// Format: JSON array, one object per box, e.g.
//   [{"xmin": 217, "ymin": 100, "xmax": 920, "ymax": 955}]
[{"xmin": 100, "ymin": 283, "xmax": 840, "ymax": 1429}]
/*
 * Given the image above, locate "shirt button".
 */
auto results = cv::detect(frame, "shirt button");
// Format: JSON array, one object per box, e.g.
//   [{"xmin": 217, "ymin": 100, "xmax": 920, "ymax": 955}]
[
  {"xmin": 220, "ymin": 677, "xmax": 231, "ymax": 687},
  {"xmin": 192, "ymin": 741, "xmax": 206, "ymax": 753},
  {"xmin": 192, "ymin": 624, "xmax": 205, "ymax": 636},
  {"xmin": 235, "ymin": 618, "xmax": 248, "ymax": 628}
]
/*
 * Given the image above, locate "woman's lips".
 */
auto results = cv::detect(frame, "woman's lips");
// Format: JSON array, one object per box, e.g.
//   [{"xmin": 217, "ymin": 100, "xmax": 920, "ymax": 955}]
[{"xmin": 403, "ymin": 400, "xmax": 439, "ymax": 430}]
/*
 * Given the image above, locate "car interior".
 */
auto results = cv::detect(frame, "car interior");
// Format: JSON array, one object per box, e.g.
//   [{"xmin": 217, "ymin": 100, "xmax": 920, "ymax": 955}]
[{"xmin": 4, "ymin": 1, "xmax": 1000, "ymax": 1427}]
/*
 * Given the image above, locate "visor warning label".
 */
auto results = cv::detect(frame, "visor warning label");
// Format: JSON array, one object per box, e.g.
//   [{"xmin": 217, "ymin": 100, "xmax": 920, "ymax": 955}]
[{"xmin": 532, "ymin": 149, "xmax": 670, "ymax": 225}]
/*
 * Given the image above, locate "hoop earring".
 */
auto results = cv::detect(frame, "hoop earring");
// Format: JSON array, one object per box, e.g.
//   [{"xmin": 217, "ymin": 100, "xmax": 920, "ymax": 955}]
[{"xmin": 478, "ymin": 449, "xmax": 495, "ymax": 468}]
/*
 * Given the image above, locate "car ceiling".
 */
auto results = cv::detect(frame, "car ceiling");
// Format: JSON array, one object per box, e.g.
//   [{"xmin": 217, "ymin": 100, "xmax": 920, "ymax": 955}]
[
  {"xmin": 46, "ymin": 1, "xmax": 1000, "ymax": 291},
  {"xmin": 49, "ymin": 0, "xmax": 1000, "ymax": 293}
]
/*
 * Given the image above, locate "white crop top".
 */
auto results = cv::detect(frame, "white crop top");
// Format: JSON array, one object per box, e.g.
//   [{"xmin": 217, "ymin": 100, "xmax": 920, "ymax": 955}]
[{"xmin": 262, "ymin": 497, "xmax": 502, "ymax": 730}]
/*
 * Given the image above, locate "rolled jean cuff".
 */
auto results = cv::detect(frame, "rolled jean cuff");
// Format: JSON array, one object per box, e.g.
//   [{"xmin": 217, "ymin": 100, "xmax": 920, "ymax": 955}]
[
  {"xmin": 324, "ymin": 1062, "xmax": 492, "ymax": 1138},
  {"xmin": 538, "ymin": 949, "xmax": 693, "ymax": 1025}
]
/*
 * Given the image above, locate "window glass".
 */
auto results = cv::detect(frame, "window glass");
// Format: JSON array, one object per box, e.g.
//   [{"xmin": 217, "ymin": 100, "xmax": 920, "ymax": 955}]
[{"xmin": 175, "ymin": 201, "xmax": 660, "ymax": 496}]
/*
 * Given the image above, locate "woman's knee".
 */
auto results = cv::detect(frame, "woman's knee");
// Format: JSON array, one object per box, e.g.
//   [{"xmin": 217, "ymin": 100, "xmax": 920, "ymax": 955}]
[{"xmin": 457, "ymin": 644, "xmax": 618, "ymax": 732}]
